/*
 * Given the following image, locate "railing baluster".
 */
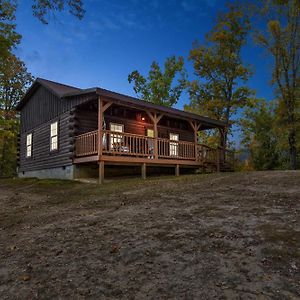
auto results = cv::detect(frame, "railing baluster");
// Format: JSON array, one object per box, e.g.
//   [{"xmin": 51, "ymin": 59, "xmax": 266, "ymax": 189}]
[{"xmin": 75, "ymin": 130, "xmax": 229, "ymax": 166}]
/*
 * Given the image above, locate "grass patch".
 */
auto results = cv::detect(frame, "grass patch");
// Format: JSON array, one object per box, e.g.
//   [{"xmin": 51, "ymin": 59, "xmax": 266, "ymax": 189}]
[{"xmin": 0, "ymin": 177, "xmax": 77, "ymax": 187}]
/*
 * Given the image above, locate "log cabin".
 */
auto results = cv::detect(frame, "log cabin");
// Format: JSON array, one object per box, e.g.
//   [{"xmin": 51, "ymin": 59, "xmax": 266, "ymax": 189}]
[{"xmin": 16, "ymin": 78, "xmax": 234, "ymax": 182}]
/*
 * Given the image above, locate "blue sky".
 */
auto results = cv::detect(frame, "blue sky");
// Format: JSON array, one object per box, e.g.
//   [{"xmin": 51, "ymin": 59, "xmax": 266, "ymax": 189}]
[{"xmin": 15, "ymin": 0, "xmax": 274, "ymax": 144}]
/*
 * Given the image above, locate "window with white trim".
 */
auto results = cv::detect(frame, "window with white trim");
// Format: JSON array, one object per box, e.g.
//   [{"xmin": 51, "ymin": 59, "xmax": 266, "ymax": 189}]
[
  {"xmin": 170, "ymin": 133, "xmax": 179, "ymax": 156},
  {"xmin": 110, "ymin": 123, "xmax": 124, "ymax": 149},
  {"xmin": 50, "ymin": 121, "xmax": 58, "ymax": 151},
  {"xmin": 26, "ymin": 133, "xmax": 32, "ymax": 157}
]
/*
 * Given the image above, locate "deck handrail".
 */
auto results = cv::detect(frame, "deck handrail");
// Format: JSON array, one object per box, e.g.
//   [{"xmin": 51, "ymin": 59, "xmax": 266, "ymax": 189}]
[
  {"xmin": 157, "ymin": 137, "xmax": 195, "ymax": 146},
  {"xmin": 102, "ymin": 130, "xmax": 153, "ymax": 157},
  {"xmin": 75, "ymin": 129, "xmax": 98, "ymax": 140},
  {"xmin": 75, "ymin": 130, "xmax": 98, "ymax": 157},
  {"xmin": 157, "ymin": 137, "xmax": 196, "ymax": 160},
  {"xmin": 103, "ymin": 130, "xmax": 152, "ymax": 139},
  {"xmin": 74, "ymin": 130, "xmax": 234, "ymax": 170}
]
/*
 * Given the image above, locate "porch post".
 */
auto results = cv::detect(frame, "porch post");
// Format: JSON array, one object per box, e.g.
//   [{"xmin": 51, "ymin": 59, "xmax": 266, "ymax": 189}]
[
  {"xmin": 219, "ymin": 127, "xmax": 226, "ymax": 149},
  {"xmin": 153, "ymin": 114, "xmax": 158, "ymax": 160},
  {"xmin": 175, "ymin": 164, "xmax": 180, "ymax": 176},
  {"xmin": 141, "ymin": 163, "xmax": 146, "ymax": 180},
  {"xmin": 98, "ymin": 161, "xmax": 104, "ymax": 184},
  {"xmin": 98, "ymin": 97, "xmax": 103, "ymax": 158},
  {"xmin": 98, "ymin": 97, "xmax": 103, "ymax": 184},
  {"xmin": 194, "ymin": 124, "xmax": 198, "ymax": 162},
  {"xmin": 189, "ymin": 121, "xmax": 200, "ymax": 163},
  {"xmin": 97, "ymin": 98, "xmax": 113, "ymax": 184},
  {"xmin": 145, "ymin": 111, "xmax": 163, "ymax": 161},
  {"xmin": 218, "ymin": 127, "xmax": 226, "ymax": 164}
]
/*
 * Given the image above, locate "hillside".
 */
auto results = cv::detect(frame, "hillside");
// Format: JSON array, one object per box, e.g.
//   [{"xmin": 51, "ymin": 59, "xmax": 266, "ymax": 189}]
[{"xmin": 0, "ymin": 171, "xmax": 299, "ymax": 299}]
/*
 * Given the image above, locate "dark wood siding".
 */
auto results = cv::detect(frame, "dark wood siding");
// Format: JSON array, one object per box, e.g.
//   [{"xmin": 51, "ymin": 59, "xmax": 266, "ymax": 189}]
[
  {"xmin": 76, "ymin": 109, "xmax": 98, "ymax": 135},
  {"xmin": 20, "ymin": 86, "xmax": 96, "ymax": 133},
  {"xmin": 19, "ymin": 111, "xmax": 73, "ymax": 172},
  {"xmin": 73, "ymin": 106, "xmax": 194, "ymax": 142},
  {"xmin": 19, "ymin": 85, "xmax": 97, "ymax": 172},
  {"xmin": 104, "ymin": 107, "xmax": 194, "ymax": 142}
]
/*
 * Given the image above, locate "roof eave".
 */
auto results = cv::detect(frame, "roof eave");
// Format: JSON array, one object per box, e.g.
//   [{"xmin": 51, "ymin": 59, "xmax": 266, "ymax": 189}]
[
  {"xmin": 95, "ymin": 88, "xmax": 228, "ymax": 128},
  {"xmin": 16, "ymin": 80, "xmax": 40, "ymax": 111}
]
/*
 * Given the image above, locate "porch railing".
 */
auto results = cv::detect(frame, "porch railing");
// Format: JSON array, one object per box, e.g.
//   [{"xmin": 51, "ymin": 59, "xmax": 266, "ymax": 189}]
[
  {"xmin": 197, "ymin": 144, "xmax": 218, "ymax": 164},
  {"xmin": 74, "ymin": 130, "xmax": 233, "ymax": 169},
  {"xmin": 75, "ymin": 130, "xmax": 98, "ymax": 157},
  {"xmin": 158, "ymin": 138, "xmax": 195, "ymax": 160},
  {"xmin": 102, "ymin": 130, "xmax": 153, "ymax": 157}
]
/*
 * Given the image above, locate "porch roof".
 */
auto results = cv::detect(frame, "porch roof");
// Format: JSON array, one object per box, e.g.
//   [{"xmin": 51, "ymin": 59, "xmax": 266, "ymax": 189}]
[
  {"xmin": 18, "ymin": 78, "xmax": 228, "ymax": 129},
  {"xmin": 66, "ymin": 87, "xmax": 228, "ymax": 129}
]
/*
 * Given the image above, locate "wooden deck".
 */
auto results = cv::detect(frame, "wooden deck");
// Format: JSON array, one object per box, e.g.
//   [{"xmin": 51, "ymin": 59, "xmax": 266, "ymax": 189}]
[{"xmin": 73, "ymin": 130, "xmax": 234, "ymax": 170}]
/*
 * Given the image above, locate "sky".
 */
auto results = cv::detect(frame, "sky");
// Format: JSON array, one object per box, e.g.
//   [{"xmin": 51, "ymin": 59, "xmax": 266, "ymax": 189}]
[{"xmin": 15, "ymin": 0, "xmax": 274, "ymax": 144}]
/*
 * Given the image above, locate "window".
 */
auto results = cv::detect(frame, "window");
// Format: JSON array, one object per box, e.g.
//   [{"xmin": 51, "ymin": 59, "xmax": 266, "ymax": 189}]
[
  {"xmin": 147, "ymin": 129, "xmax": 154, "ymax": 138},
  {"xmin": 50, "ymin": 121, "xmax": 58, "ymax": 151},
  {"xmin": 26, "ymin": 133, "xmax": 32, "ymax": 157},
  {"xmin": 110, "ymin": 123, "xmax": 124, "ymax": 149},
  {"xmin": 170, "ymin": 133, "xmax": 179, "ymax": 156},
  {"xmin": 147, "ymin": 129, "xmax": 155, "ymax": 158}
]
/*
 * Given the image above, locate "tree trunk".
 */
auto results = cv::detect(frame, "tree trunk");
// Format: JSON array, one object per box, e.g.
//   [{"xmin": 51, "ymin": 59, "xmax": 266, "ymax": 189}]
[
  {"xmin": 223, "ymin": 128, "xmax": 228, "ymax": 149},
  {"xmin": 288, "ymin": 128, "xmax": 297, "ymax": 170},
  {"xmin": 0, "ymin": 136, "xmax": 8, "ymax": 177}
]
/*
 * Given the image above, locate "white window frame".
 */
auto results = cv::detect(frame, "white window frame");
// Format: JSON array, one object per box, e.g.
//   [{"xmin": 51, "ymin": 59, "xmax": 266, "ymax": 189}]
[
  {"xmin": 169, "ymin": 133, "xmax": 179, "ymax": 157},
  {"xmin": 110, "ymin": 123, "xmax": 124, "ymax": 149},
  {"xmin": 50, "ymin": 121, "xmax": 58, "ymax": 151},
  {"xmin": 26, "ymin": 133, "xmax": 32, "ymax": 158}
]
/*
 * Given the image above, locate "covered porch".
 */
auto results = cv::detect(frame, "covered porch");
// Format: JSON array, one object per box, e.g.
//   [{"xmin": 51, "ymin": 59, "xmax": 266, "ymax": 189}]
[{"xmin": 71, "ymin": 97, "xmax": 234, "ymax": 182}]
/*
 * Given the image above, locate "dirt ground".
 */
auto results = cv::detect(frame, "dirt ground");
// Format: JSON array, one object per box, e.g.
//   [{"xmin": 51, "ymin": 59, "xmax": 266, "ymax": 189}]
[{"xmin": 0, "ymin": 171, "xmax": 299, "ymax": 300}]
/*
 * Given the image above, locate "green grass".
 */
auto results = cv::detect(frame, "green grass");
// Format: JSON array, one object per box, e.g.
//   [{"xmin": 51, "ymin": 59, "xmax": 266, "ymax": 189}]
[
  {"xmin": 0, "ymin": 173, "xmax": 235, "ymax": 211},
  {"xmin": 0, "ymin": 172, "xmax": 223, "ymax": 191}
]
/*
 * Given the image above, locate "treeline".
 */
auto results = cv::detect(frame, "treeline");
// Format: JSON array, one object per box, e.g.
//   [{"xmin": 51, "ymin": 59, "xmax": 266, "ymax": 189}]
[
  {"xmin": 128, "ymin": 0, "xmax": 300, "ymax": 170},
  {"xmin": 0, "ymin": 0, "xmax": 84, "ymax": 177}
]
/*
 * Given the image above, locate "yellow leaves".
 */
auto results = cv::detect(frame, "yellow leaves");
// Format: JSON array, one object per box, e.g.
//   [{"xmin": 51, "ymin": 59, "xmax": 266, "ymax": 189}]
[
  {"xmin": 268, "ymin": 20, "xmax": 281, "ymax": 36},
  {"xmin": 213, "ymin": 32, "xmax": 227, "ymax": 41}
]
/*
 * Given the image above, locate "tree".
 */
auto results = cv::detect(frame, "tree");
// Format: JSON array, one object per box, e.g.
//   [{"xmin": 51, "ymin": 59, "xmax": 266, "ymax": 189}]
[
  {"xmin": 240, "ymin": 99, "xmax": 281, "ymax": 170},
  {"xmin": 0, "ymin": 0, "xmax": 21, "ymax": 59},
  {"xmin": 0, "ymin": 54, "xmax": 33, "ymax": 176},
  {"xmin": 185, "ymin": 5, "xmax": 253, "ymax": 147},
  {"xmin": 255, "ymin": 0, "xmax": 300, "ymax": 169},
  {"xmin": 0, "ymin": 0, "xmax": 84, "ymax": 176},
  {"xmin": 0, "ymin": 0, "xmax": 85, "ymax": 58},
  {"xmin": 32, "ymin": 0, "xmax": 85, "ymax": 24},
  {"xmin": 128, "ymin": 56, "xmax": 186, "ymax": 107}
]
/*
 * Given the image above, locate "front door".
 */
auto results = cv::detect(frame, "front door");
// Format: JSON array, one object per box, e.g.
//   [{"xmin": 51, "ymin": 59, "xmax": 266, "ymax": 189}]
[{"xmin": 170, "ymin": 133, "xmax": 179, "ymax": 157}]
